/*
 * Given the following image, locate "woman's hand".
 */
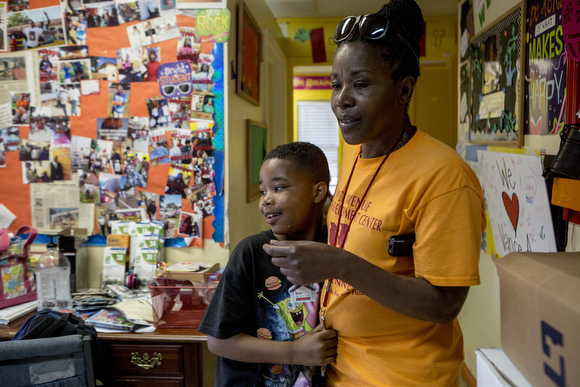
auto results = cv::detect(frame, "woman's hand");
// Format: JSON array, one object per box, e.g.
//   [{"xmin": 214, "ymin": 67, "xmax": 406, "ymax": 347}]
[{"xmin": 263, "ymin": 240, "xmax": 341, "ymax": 285}]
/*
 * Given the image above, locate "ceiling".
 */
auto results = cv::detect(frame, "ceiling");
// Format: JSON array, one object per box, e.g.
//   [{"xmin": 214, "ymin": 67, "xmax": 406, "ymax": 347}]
[{"xmin": 263, "ymin": 0, "xmax": 459, "ymax": 19}]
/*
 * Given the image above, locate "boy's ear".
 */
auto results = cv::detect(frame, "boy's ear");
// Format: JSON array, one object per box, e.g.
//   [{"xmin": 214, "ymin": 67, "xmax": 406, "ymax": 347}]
[{"xmin": 313, "ymin": 182, "xmax": 328, "ymax": 204}]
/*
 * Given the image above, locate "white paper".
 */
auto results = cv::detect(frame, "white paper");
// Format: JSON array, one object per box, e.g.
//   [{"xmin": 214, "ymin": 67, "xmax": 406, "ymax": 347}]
[
  {"xmin": 478, "ymin": 151, "xmax": 557, "ymax": 258},
  {"xmin": 0, "ymin": 203, "xmax": 16, "ymax": 229}
]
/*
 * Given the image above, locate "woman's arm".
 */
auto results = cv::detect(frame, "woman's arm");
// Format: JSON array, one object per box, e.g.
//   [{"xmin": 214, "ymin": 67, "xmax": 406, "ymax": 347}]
[
  {"xmin": 206, "ymin": 326, "xmax": 337, "ymax": 367},
  {"xmin": 264, "ymin": 241, "xmax": 469, "ymax": 324}
]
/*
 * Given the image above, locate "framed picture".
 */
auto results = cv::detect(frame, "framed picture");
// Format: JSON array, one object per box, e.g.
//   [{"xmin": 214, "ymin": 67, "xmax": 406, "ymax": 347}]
[
  {"xmin": 237, "ymin": 0, "xmax": 261, "ymax": 106},
  {"xmin": 246, "ymin": 120, "xmax": 267, "ymax": 203},
  {"xmin": 468, "ymin": 4, "xmax": 524, "ymax": 146},
  {"xmin": 176, "ymin": 0, "xmax": 226, "ymax": 9}
]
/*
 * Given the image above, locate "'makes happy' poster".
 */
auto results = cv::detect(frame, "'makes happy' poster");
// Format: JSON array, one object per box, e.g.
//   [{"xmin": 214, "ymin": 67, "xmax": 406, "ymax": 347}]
[{"xmin": 478, "ymin": 150, "xmax": 557, "ymax": 258}]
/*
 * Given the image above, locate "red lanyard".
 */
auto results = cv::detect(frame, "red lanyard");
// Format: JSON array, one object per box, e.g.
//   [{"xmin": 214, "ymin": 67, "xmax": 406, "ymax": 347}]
[{"xmin": 321, "ymin": 144, "xmax": 395, "ymax": 310}]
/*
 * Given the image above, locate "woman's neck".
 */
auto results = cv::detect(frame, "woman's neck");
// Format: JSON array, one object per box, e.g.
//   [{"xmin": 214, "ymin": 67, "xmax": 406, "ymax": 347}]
[{"xmin": 361, "ymin": 120, "xmax": 415, "ymax": 159}]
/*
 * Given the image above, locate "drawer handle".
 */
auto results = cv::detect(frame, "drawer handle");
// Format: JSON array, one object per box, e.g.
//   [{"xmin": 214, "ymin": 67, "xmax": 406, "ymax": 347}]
[{"xmin": 130, "ymin": 352, "xmax": 163, "ymax": 370}]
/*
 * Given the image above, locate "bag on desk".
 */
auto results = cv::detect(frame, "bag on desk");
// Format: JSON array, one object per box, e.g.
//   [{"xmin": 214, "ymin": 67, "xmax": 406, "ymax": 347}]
[
  {"xmin": 12, "ymin": 310, "xmax": 103, "ymax": 379},
  {"xmin": 0, "ymin": 226, "xmax": 37, "ymax": 309}
]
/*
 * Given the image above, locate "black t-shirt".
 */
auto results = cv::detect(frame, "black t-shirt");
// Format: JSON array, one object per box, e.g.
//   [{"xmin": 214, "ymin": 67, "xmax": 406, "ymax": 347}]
[{"xmin": 199, "ymin": 230, "xmax": 325, "ymax": 387}]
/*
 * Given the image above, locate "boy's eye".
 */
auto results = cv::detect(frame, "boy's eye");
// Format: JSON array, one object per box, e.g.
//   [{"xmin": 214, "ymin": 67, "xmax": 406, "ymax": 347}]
[{"xmin": 274, "ymin": 186, "xmax": 286, "ymax": 192}]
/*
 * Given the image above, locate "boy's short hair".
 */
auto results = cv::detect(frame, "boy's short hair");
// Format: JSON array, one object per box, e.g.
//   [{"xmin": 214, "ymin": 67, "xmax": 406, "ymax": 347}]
[{"xmin": 263, "ymin": 142, "xmax": 330, "ymax": 187}]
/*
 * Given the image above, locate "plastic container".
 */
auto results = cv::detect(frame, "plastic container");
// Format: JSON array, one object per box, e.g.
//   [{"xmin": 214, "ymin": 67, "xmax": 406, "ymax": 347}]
[
  {"xmin": 35, "ymin": 236, "xmax": 72, "ymax": 311},
  {"xmin": 148, "ymin": 272, "xmax": 221, "ymax": 328}
]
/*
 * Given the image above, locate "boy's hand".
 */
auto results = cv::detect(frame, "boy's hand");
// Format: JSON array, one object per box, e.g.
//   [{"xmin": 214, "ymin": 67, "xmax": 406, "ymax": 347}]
[
  {"xmin": 264, "ymin": 240, "xmax": 338, "ymax": 285},
  {"xmin": 292, "ymin": 324, "xmax": 337, "ymax": 366}
]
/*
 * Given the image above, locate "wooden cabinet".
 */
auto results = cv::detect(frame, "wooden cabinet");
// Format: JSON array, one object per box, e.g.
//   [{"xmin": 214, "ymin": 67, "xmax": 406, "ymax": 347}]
[
  {"xmin": 101, "ymin": 340, "xmax": 202, "ymax": 386},
  {"xmin": 0, "ymin": 315, "xmax": 208, "ymax": 387}
]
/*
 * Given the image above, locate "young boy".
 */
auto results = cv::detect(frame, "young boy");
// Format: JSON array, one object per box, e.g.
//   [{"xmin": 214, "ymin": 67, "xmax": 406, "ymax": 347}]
[{"xmin": 198, "ymin": 142, "xmax": 337, "ymax": 386}]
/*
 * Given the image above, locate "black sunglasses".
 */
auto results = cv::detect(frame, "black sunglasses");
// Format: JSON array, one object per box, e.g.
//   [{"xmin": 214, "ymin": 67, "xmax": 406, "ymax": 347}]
[{"xmin": 334, "ymin": 14, "xmax": 420, "ymax": 75}]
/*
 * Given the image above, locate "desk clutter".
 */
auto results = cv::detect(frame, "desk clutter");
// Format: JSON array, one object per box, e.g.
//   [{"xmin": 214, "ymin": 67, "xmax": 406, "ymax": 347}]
[{"xmin": 1, "ymin": 224, "xmax": 221, "ymax": 331}]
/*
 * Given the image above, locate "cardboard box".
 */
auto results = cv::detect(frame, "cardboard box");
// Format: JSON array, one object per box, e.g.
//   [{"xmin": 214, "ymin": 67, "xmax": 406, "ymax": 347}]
[
  {"xmin": 496, "ymin": 252, "xmax": 580, "ymax": 387},
  {"xmin": 475, "ymin": 348, "xmax": 533, "ymax": 387}
]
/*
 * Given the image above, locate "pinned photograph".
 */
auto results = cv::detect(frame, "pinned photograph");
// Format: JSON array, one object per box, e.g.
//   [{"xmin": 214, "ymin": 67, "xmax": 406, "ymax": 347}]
[
  {"xmin": 123, "ymin": 150, "xmax": 149, "ymax": 188},
  {"xmin": 190, "ymin": 91, "xmax": 214, "ymax": 120},
  {"xmin": 0, "ymin": 126, "xmax": 21, "ymax": 151},
  {"xmin": 0, "ymin": 56, "xmax": 26, "ymax": 81},
  {"xmin": 192, "ymin": 61, "xmax": 214, "ymax": 92},
  {"xmin": 22, "ymin": 160, "xmax": 51, "ymax": 183},
  {"xmin": 38, "ymin": 83, "xmax": 80, "ymax": 117},
  {"xmin": 38, "ymin": 49, "xmax": 59, "ymax": 83},
  {"xmin": 41, "ymin": 116, "xmax": 72, "ymax": 146},
  {"xmin": 117, "ymin": 47, "xmax": 144, "ymax": 83},
  {"xmin": 58, "ymin": 44, "xmax": 89, "ymax": 60},
  {"xmin": 72, "ymin": 136, "xmax": 113, "ymax": 173},
  {"xmin": 158, "ymin": 194, "xmax": 181, "ymax": 238},
  {"xmin": 8, "ymin": 6, "xmax": 66, "ymax": 51},
  {"xmin": 108, "ymin": 82, "xmax": 130, "ymax": 118},
  {"xmin": 49, "ymin": 208, "xmax": 79, "ymax": 229},
  {"xmin": 142, "ymin": 46, "xmax": 161, "ymax": 82},
  {"xmin": 177, "ymin": 211, "xmax": 202, "ymax": 239},
  {"xmin": 49, "ymin": 146, "xmax": 71, "ymax": 181},
  {"xmin": 138, "ymin": 191, "xmax": 160, "ymax": 221},
  {"xmin": 84, "ymin": 2, "xmax": 121, "ymax": 29},
  {"xmin": 8, "ymin": 0, "xmax": 29, "ymax": 12},
  {"xmin": 1, "ymin": 3, "xmax": 8, "ymax": 52},
  {"xmin": 146, "ymin": 96, "xmax": 170, "ymax": 128},
  {"xmin": 79, "ymin": 169, "xmax": 100, "ymax": 203},
  {"xmin": 19, "ymin": 139, "xmax": 49, "ymax": 161},
  {"xmin": 90, "ymin": 56, "xmax": 118, "ymax": 82},
  {"xmin": 126, "ymin": 117, "xmax": 150, "ymax": 153},
  {"xmin": 58, "ymin": 58, "xmax": 91, "ymax": 84},
  {"xmin": 167, "ymin": 128, "xmax": 193, "ymax": 164},
  {"xmin": 177, "ymin": 27, "xmax": 200, "ymax": 68},
  {"xmin": 11, "ymin": 91, "xmax": 30, "ymax": 124},
  {"xmin": 167, "ymin": 97, "xmax": 191, "ymax": 128},
  {"xmin": 97, "ymin": 117, "xmax": 129, "ymax": 142},
  {"xmin": 165, "ymin": 163, "xmax": 192, "ymax": 198},
  {"xmin": 149, "ymin": 128, "xmax": 170, "ymax": 166}
]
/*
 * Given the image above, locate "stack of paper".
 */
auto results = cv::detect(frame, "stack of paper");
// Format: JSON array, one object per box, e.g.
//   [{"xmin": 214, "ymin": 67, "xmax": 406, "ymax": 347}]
[{"xmin": 0, "ymin": 301, "xmax": 37, "ymax": 325}]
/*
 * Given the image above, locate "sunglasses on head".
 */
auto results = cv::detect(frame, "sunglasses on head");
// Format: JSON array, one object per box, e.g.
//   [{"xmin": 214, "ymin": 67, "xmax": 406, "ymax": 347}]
[{"xmin": 334, "ymin": 14, "xmax": 420, "ymax": 75}]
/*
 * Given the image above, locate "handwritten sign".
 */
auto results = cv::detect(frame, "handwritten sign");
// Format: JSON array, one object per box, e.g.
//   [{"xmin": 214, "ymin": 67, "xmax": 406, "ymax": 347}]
[{"xmin": 478, "ymin": 150, "xmax": 556, "ymax": 258}]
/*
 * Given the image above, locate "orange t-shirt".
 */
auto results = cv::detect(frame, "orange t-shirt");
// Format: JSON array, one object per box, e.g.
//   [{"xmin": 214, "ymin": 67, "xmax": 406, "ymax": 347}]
[
  {"xmin": 323, "ymin": 130, "xmax": 485, "ymax": 386},
  {"xmin": 16, "ymin": 98, "xmax": 29, "ymax": 114}
]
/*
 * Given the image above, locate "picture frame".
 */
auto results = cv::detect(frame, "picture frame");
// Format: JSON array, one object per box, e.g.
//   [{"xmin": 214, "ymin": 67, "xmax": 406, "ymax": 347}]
[
  {"xmin": 468, "ymin": 4, "xmax": 525, "ymax": 147},
  {"xmin": 176, "ymin": 0, "xmax": 227, "ymax": 9},
  {"xmin": 246, "ymin": 120, "xmax": 267, "ymax": 203},
  {"xmin": 237, "ymin": 0, "xmax": 261, "ymax": 106}
]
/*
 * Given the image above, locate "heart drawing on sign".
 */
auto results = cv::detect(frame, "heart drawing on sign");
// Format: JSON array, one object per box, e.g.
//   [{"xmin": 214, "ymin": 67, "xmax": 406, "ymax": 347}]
[{"xmin": 502, "ymin": 192, "xmax": 519, "ymax": 232}]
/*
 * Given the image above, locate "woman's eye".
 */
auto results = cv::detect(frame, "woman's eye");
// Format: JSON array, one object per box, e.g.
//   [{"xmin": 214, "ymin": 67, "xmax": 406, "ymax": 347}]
[{"xmin": 354, "ymin": 82, "xmax": 367, "ymax": 88}]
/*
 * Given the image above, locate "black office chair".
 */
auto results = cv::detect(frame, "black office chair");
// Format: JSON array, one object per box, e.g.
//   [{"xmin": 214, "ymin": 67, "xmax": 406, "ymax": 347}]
[{"xmin": 0, "ymin": 334, "xmax": 95, "ymax": 387}]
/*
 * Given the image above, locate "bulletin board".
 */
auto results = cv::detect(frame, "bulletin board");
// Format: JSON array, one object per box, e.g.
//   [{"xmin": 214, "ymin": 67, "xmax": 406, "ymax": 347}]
[
  {"xmin": 0, "ymin": 1, "xmax": 227, "ymax": 245},
  {"xmin": 469, "ymin": 4, "xmax": 525, "ymax": 146}
]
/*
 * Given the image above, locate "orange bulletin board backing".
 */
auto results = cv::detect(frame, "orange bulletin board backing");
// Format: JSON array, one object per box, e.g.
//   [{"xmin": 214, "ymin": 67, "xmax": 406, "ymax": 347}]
[{"xmin": 0, "ymin": 6, "xmax": 218, "ymax": 240}]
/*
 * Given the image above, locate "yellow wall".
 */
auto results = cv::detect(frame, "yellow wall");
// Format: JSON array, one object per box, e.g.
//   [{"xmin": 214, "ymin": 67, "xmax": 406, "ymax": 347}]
[{"xmin": 287, "ymin": 16, "xmax": 459, "ymax": 149}]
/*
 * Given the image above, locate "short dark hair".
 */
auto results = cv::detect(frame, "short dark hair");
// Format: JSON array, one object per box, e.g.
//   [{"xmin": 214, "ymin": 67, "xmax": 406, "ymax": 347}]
[
  {"xmin": 264, "ymin": 142, "xmax": 330, "ymax": 187},
  {"xmin": 336, "ymin": 0, "xmax": 424, "ymax": 81}
]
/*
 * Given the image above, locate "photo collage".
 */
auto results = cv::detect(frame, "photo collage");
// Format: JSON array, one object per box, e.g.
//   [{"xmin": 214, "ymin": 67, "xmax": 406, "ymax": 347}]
[{"xmin": 0, "ymin": 1, "xmax": 226, "ymax": 243}]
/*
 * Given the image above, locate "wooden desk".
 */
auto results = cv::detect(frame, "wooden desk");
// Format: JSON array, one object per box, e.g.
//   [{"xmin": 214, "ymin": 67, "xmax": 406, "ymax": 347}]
[{"xmin": 0, "ymin": 313, "xmax": 209, "ymax": 387}]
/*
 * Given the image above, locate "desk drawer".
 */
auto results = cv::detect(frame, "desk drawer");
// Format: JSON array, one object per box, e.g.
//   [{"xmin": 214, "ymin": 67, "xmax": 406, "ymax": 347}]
[{"xmin": 108, "ymin": 343, "xmax": 183, "ymax": 376}]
